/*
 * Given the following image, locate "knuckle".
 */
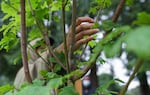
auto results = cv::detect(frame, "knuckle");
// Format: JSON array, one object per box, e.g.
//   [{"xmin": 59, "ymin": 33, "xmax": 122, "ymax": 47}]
[
  {"xmin": 78, "ymin": 24, "xmax": 84, "ymax": 30},
  {"xmin": 80, "ymin": 31, "xmax": 85, "ymax": 36}
]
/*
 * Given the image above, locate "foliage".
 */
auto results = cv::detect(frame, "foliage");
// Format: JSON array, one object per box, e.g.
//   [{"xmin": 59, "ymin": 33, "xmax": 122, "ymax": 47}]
[
  {"xmin": 123, "ymin": 26, "xmax": 150, "ymax": 60},
  {"xmin": 0, "ymin": 0, "xmax": 150, "ymax": 95}
]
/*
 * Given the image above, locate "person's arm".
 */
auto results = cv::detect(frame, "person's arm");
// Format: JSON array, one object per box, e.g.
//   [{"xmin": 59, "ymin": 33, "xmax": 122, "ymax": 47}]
[{"xmin": 55, "ymin": 17, "xmax": 99, "ymax": 52}]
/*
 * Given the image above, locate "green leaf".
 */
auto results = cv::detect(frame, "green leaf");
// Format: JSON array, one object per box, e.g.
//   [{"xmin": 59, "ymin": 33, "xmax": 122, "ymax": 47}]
[
  {"xmin": 97, "ymin": 57, "xmax": 106, "ymax": 64},
  {"xmin": 47, "ymin": 78, "xmax": 63, "ymax": 89},
  {"xmin": 59, "ymin": 85, "xmax": 79, "ymax": 95},
  {"xmin": 103, "ymin": 40, "xmax": 122, "ymax": 58},
  {"xmin": 89, "ymin": 7, "xmax": 97, "ymax": 15},
  {"xmin": 34, "ymin": 8, "xmax": 49, "ymax": 20},
  {"xmin": 125, "ymin": 0, "xmax": 133, "ymax": 6},
  {"xmin": 95, "ymin": 79, "xmax": 117, "ymax": 95},
  {"xmin": 123, "ymin": 26, "xmax": 150, "ymax": 60},
  {"xmin": 32, "ymin": 79, "xmax": 45, "ymax": 86},
  {"xmin": 0, "ymin": 32, "xmax": 19, "ymax": 51},
  {"xmin": 54, "ymin": 52, "xmax": 66, "ymax": 65},
  {"xmin": 50, "ymin": 1, "xmax": 62, "ymax": 12},
  {"xmin": 16, "ymin": 85, "xmax": 50, "ymax": 95},
  {"xmin": 13, "ymin": 53, "xmax": 21, "ymax": 65},
  {"xmin": 54, "ymin": 64, "xmax": 61, "ymax": 72},
  {"xmin": 40, "ymin": 70, "xmax": 60, "ymax": 80},
  {"xmin": 46, "ymin": 72, "xmax": 60, "ymax": 79},
  {"xmin": 102, "ymin": 20, "xmax": 119, "ymax": 32},
  {"xmin": 95, "ymin": 0, "xmax": 112, "ymax": 9},
  {"xmin": 28, "ymin": 28, "xmax": 42, "ymax": 41},
  {"xmin": 133, "ymin": 12, "xmax": 150, "ymax": 25},
  {"xmin": 49, "ymin": 57, "xmax": 57, "ymax": 63},
  {"xmin": 0, "ymin": 84, "xmax": 14, "ymax": 95},
  {"xmin": 114, "ymin": 78, "xmax": 125, "ymax": 83},
  {"xmin": 88, "ymin": 40, "xmax": 96, "ymax": 48},
  {"xmin": 89, "ymin": 0, "xmax": 112, "ymax": 15}
]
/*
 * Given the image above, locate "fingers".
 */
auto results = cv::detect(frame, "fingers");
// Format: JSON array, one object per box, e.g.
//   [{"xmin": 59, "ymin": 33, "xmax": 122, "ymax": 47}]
[
  {"xmin": 74, "ymin": 36, "xmax": 94, "ymax": 50},
  {"xmin": 75, "ymin": 29, "xmax": 99, "ymax": 41},
  {"xmin": 76, "ymin": 23, "xmax": 94, "ymax": 34},
  {"xmin": 76, "ymin": 17, "xmax": 94, "ymax": 26},
  {"xmin": 66, "ymin": 17, "xmax": 99, "ymax": 51}
]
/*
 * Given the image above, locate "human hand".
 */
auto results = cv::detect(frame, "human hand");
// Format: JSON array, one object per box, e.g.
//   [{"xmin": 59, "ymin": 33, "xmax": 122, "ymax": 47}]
[
  {"xmin": 55, "ymin": 17, "xmax": 99, "ymax": 52},
  {"xmin": 67, "ymin": 17, "xmax": 99, "ymax": 51}
]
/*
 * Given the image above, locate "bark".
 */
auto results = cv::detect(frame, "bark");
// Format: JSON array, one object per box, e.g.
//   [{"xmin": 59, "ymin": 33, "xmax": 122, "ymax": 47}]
[
  {"xmin": 20, "ymin": 0, "xmax": 32, "ymax": 83},
  {"xmin": 90, "ymin": 64, "xmax": 98, "ymax": 89}
]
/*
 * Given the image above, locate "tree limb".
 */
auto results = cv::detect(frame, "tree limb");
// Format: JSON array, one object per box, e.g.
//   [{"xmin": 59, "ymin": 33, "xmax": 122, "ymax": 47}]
[
  {"xmin": 69, "ymin": 0, "xmax": 76, "ymax": 69},
  {"xmin": 119, "ymin": 59, "xmax": 143, "ymax": 95},
  {"xmin": 20, "ymin": 0, "xmax": 32, "ymax": 83},
  {"xmin": 62, "ymin": 0, "xmax": 69, "ymax": 73},
  {"xmin": 112, "ymin": 0, "xmax": 127, "ymax": 22}
]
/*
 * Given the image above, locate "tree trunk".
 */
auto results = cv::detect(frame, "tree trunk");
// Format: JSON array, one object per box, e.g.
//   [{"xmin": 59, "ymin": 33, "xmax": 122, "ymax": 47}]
[
  {"xmin": 137, "ymin": 71, "xmax": 150, "ymax": 95},
  {"xmin": 90, "ymin": 64, "xmax": 98, "ymax": 89}
]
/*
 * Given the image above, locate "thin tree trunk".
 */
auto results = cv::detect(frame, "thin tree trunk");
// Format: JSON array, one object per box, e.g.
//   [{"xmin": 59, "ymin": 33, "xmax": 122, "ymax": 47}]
[
  {"xmin": 90, "ymin": 64, "xmax": 98, "ymax": 89},
  {"xmin": 20, "ymin": 0, "xmax": 32, "ymax": 83}
]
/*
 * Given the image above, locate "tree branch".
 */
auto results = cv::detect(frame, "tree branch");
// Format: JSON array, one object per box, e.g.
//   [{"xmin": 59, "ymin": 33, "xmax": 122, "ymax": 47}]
[
  {"xmin": 104, "ymin": 0, "xmax": 126, "ymax": 36},
  {"xmin": 119, "ymin": 59, "xmax": 143, "ymax": 95},
  {"xmin": 69, "ymin": 0, "xmax": 76, "ymax": 69},
  {"xmin": 20, "ymin": 0, "xmax": 32, "ymax": 83},
  {"xmin": 112, "ymin": 0, "xmax": 126, "ymax": 22},
  {"xmin": 62, "ymin": 0, "xmax": 69, "ymax": 73}
]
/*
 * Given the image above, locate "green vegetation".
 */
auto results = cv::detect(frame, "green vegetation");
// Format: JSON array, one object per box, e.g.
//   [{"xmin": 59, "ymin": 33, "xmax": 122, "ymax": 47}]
[{"xmin": 0, "ymin": 0, "xmax": 150, "ymax": 95}]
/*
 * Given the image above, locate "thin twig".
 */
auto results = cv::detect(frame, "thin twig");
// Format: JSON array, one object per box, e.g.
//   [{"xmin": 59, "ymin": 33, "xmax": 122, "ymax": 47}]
[
  {"xmin": 28, "ymin": 44, "xmax": 49, "ymax": 65},
  {"xmin": 62, "ymin": 0, "xmax": 70, "ymax": 73},
  {"xmin": 20, "ymin": 0, "xmax": 32, "ymax": 83},
  {"xmin": 119, "ymin": 59, "xmax": 143, "ymax": 95},
  {"xmin": 69, "ymin": 0, "xmax": 76, "ymax": 69},
  {"xmin": 79, "ymin": 43, "xmax": 88, "ymax": 61}
]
